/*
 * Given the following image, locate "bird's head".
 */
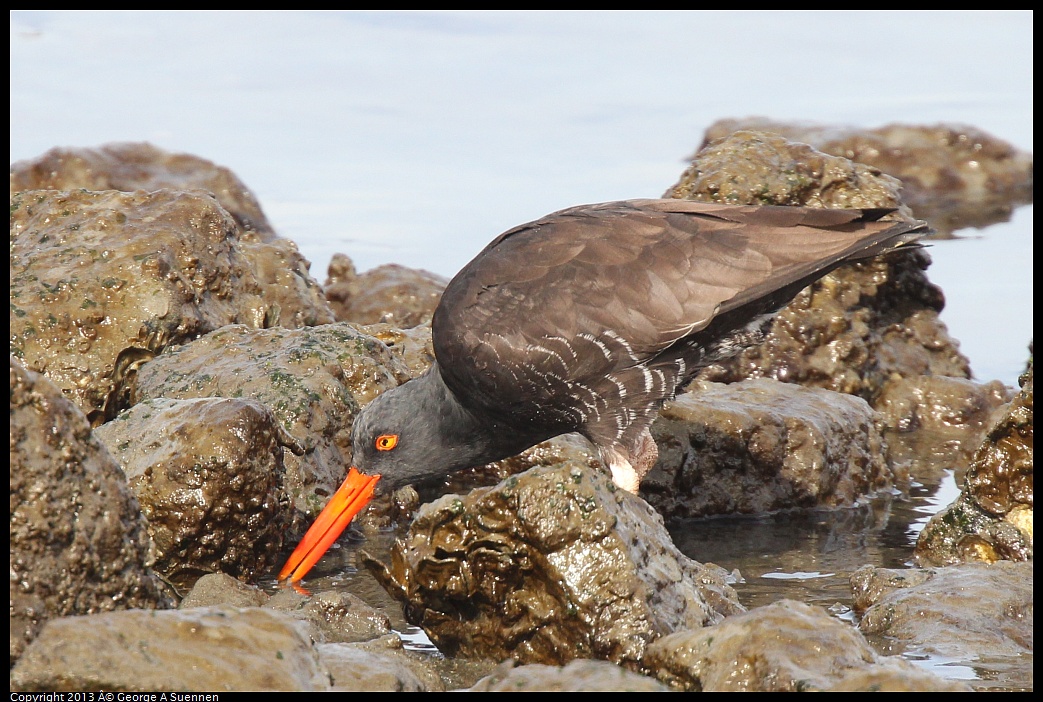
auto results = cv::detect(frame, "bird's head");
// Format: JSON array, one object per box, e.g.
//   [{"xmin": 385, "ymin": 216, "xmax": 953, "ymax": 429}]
[
  {"xmin": 346, "ymin": 382, "xmax": 446, "ymax": 485},
  {"xmin": 279, "ymin": 367, "xmax": 501, "ymax": 583}
]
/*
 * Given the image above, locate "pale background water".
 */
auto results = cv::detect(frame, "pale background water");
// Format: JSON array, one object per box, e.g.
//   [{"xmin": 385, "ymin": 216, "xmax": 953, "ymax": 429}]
[
  {"xmin": 10, "ymin": 10, "xmax": 1033, "ymax": 387},
  {"xmin": 10, "ymin": 12, "xmax": 1032, "ymax": 688}
]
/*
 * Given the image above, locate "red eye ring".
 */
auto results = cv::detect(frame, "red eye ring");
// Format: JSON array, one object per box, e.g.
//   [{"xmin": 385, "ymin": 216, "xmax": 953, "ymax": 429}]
[{"xmin": 375, "ymin": 434, "xmax": 399, "ymax": 451}]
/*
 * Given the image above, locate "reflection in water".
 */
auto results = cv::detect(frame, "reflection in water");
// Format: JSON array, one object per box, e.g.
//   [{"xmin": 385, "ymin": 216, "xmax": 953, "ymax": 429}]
[
  {"xmin": 665, "ymin": 469, "xmax": 1037, "ymax": 689},
  {"xmin": 666, "ymin": 472, "xmax": 961, "ymax": 612},
  {"xmin": 267, "ymin": 468, "xmax": 1030, "ymax": 689}
]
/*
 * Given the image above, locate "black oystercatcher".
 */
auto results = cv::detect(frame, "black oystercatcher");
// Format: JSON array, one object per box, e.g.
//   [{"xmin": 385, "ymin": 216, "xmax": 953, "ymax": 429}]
[{"xmin": 280, "ymin": 199, "xmax": 927, "ymax": 582}]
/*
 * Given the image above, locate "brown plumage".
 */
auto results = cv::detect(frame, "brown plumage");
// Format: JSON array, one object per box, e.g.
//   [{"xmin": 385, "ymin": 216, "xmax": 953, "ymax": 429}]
[
  {"xmin": 349, "ymin": 199, "xmax": 927, "ymax": 493},
  {"xmin": 281, "ymin": 198, "xmax": 929, "ymax": 582}
]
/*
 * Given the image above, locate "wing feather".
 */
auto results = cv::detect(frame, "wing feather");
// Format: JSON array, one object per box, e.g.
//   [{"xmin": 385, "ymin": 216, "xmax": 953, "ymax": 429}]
[{"xmin": 433, "ymin": 199, "xmax": 926, "ymax": 421}]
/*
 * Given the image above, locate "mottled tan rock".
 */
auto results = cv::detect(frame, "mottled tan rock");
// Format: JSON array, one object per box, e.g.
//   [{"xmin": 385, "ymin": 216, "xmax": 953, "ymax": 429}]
[
  {"xmin": 11, "ymin": 143, "xmax": 336, "ymax": 328},
  {"xmin": 878, "ymin": 374, "xmax": 1012, "ymax": 482},
  {"xmin": 94, "ymin": 397, "xmax": 298, "ymax": 591},
  {"xmin": 915, "ymin": 363, "xmax": 1032, "ymax": 565},
  {"xmin": 9, "ymin": 606, "xmax": 331, "ymax": 692},
  {"xmin": 9, "ymin": 358, "xmax": 172, "ymax": 665},
  {"xmin": 876, "ymin": 374, "xmax": 1011, "ymax": 436},
  {"xmin": 645, "ymin": 379, "xmax": 892, "ymax": 519},
  {"xmin": 269, "ymin": 591, "xmax": 393, "ymax": 645},
  {"xmin": 467, "ymin": 658, "xmax": 671, "ymax": 691},
  {"xmin": 325, "ymin": 254, "xmax": 447, "ymax": 328},
  {"xmin": 179, "ymin": 572, "xmax": 269, "ymax": 609},
  {"xmin": 700, "ymin": 119, "xmax": 1034, "ymax": 234},
  {"xmin": 851, "ymin": 561, "xmax": 1033, "ymax": 677},
  {"xmin": 132, "ymin": 322, "xmax": 411, "ymax": 516},
  {"xmin": 965, "ymin": 364, "xmax": 1033, "ymax": 516},
  {"xmin": 665, "ymin": 131, "xmax": 969, "ymax": 410},
  {"xmin": 364, "ymin": 460, "xmax": 743, "ymax": 668},
  {"xmin": 318, "ymin": 641, "xmax": 435, "ymax": 691},
  {"xmin": 10, "ymin": 188, "xmax": 331, "ymax": 424},
  {"xmin": 320, "ymin": 633, "xmax": 494, "ymax": 692},
  {"xmin": 355, "ymin": 320, "xmax": 436, "ymax": 377},
  {"xmin": 11, "ymin": 142, "xmax": 276, "ymax": 237},
  {"xmin": 244, "ymin": 234, "xmax": 335, "ymax": 329},
  {"xmin": 645, "ymin": 599, "xmax": 970, "ymax": 691},
  {"xmin": 921, "ymin": 470, "xmax": 1016, "ymax": 567},
  {"xmin": 668, "ymin": 129, "xmax": 913, "ymax": 214},
  {"xmin": 821, "ymin": 656, "xmax": 975, "ymax": 692}
]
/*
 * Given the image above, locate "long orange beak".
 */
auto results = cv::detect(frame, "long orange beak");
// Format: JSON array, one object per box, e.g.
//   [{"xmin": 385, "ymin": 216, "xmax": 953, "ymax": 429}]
[{"xmin": 278, "ymin": 467, "xmax": 381, "ymax": 583}]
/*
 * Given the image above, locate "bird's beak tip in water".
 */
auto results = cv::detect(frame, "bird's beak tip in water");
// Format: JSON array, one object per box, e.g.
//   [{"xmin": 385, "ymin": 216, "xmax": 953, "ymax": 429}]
[{"xmin": 278, "ymin": 467, "xmax": 380, "ymax": 584}]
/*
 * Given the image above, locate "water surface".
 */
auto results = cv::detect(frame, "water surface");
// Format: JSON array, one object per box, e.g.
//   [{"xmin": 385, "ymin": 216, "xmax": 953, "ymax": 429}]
[{"xmin": 11, "ymin": 10, "xmax": 1033, "ymax": 691}]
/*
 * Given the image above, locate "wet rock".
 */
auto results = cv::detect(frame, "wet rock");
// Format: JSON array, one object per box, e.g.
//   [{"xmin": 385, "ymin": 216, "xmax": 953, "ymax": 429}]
[
  {"xmin": 10, "ymin": 142, "xmax": 277, "ymax": 238},
  {"xmin": 824, "ymin": 660, "xmax": 976, "ymax": 692},
  {"xmin": 268, "ymin": 591, "xmax": 393, "ymax": 644},
  {"xmin": 667, "ymin": 129, "xmax": 913, "ymax": 214},
  {"xmin": 644, "ymin": 599, "xmax": 970, "ymax": 691},
  {"xmin": 662, "ymin": 130, "xmax": 984, "ymax": 488},
  {"xmin": 915, "ymin": 363, "xmax": 1033, "ymax": 565},
  {"xmin": 666, "ymin": 131, "xmax": 969, "ymax": 410},
  {"xmin": 9, "ymin": 606, "xmax": 331, "ymax": 692},
  {"xmin": 315, "ymin": 632, "xmax": 483, "ymax": 691},
  {"xmin": 467, "ymin": 658, "xmax": 671, "ymax": 691},
  {"xmin": 328, "ymin": 633, "xmax": 496, "ymax": 691},
  {"xmin": 917, "ymin": 495, "xmax": 1033, "ymax": 566},
  {"xmin": 356, "ymin": 320, "xmax": 436, "ymax": 377},
  {"xmin": 437, "ymin": 433, "xmax": 600, "ymax": 499},
  {"xmin": 851, "ymin": 561, "xmax": 1032, "ymax": 689},
  {"xmin": 968, "ymin": 362, "xmax": 1034, "ymax": 515},
  {"xmin": 132, "ymin": 322, "xmax": 411, "ymax": 516},
  {"xmin": 9, "ymin": 358, "xmax": 172, "ymax": 665},
  {"xmin": 245, "ymin": 236, "xmax": 336, "ymax": 329},
  {"xmin": 10, "ymin": 188, "xmax": 331, "ymax": 425},
  {"xmin": 179, "ymin": 572, "xmax": 270, "ymax": 609},
  {"xmin": 12, "ymin": 143, "xmax": 335, "ymax": 327},
  {"xmin": 325, "ymin": 254, "xmax": 448, "ymax": 328},
  {"xmin": 878, "ymin": 373, "xmax": 1013, "ymax": 484},
  {"xmin": 699, "ymin": 119, "xmax": 1034, "ymax": 235},
  {"xmin": 877, "ymin": 374, "xmax": 1011, "ymax": 437},
  {"xmin": 318, "ymin": 641, "xmax": 433, "ymax": 691},
  {"xmin": 93, "ymin": 397, "xmax": 298, "ymax": 592},
  {"xmin": 645, "ymin": 379, "xmax": 893, "ymax": 519},
  {"xmin": 363, "ymin": 460, "xmax": 743, "ymax": 668}
]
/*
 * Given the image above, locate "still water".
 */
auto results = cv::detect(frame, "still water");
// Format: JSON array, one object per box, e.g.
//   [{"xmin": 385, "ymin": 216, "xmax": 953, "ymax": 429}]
[
  {"xmin": 11, "ymin": 10, "xmax": 1032, "ymax": 691},
  {"xmin": 10, "ymin": 10, "xmax": 1033, "ymax": 386},
  {"xmin": 268, "ymin": 467, "xmax": 1022, "ymax": 688}
]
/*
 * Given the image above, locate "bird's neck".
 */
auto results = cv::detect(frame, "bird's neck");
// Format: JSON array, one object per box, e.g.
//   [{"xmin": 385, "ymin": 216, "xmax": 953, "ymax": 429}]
[{"xmin": 412, "ymin": 363, "xmax": 532, "ymax": 472}]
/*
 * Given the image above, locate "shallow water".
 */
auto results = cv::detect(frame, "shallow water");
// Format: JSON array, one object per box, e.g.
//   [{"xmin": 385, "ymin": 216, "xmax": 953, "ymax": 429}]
[
  {"xmin": 13, "ymin": 10, "xmax": 1032, "ymax": 691},
  {"xmin": 262, "ymin": 468, "xmax": 1032, "ymax": 690},
  {"xmin": 676, "ymin": 469, "xmax": 1031, "ymax": 691},
  {"xmin": 10, "ymin": 10, "xmax": 1033, "ymax": 387}
]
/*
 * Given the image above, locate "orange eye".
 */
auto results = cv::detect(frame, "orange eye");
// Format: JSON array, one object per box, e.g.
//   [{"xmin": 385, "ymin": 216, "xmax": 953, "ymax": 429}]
[{"xmin": 375, "ymin": 434, "xmax": 399, "ymax": 451}]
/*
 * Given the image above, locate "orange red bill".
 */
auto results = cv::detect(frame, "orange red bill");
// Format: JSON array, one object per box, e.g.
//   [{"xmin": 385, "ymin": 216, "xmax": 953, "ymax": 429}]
[{"xmin": 278, "ymin": 467, "xmax": 381, "ymax": 583}]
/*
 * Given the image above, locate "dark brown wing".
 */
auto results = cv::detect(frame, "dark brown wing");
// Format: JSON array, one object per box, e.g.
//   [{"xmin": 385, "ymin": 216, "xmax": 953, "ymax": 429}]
[{"xmin": 433, "ymin": 199, "xmax": 925, "ymax": 427}]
